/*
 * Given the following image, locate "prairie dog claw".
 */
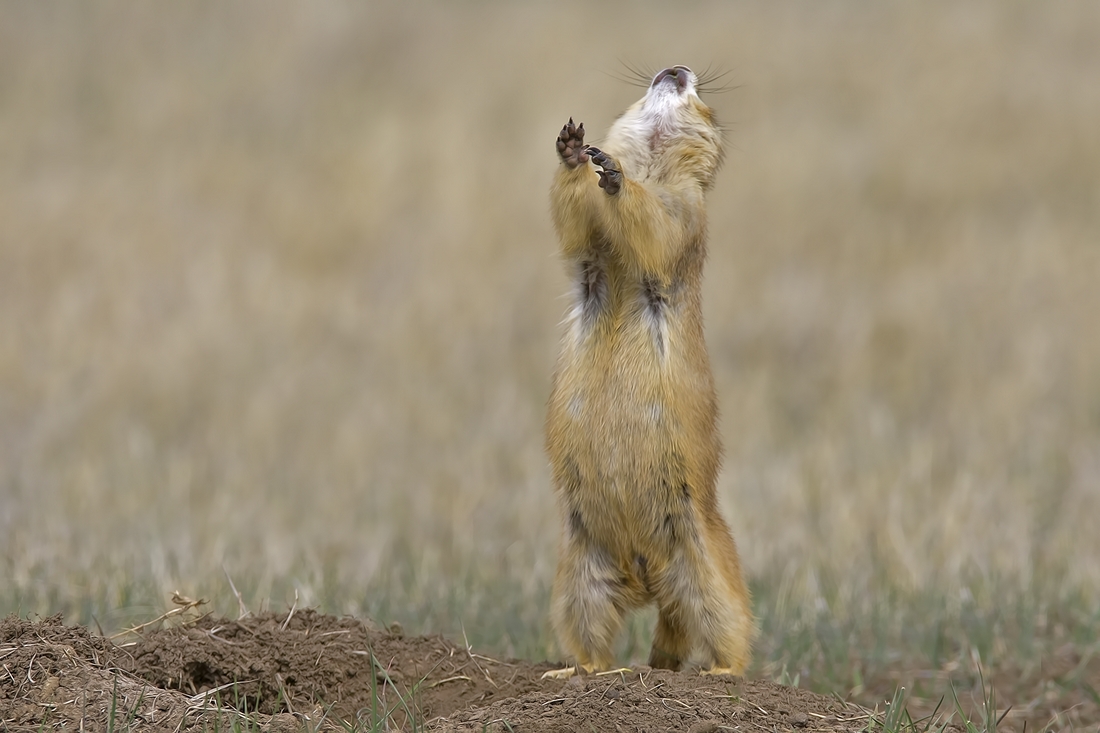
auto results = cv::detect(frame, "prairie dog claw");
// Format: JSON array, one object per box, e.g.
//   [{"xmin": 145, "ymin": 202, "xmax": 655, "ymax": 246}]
[
  {"xmin": 556, "ymin": 118, "xmax": 589, "ymax": 169},
  {"xmin": 586, "ymin": 146, "xmax": 623, "ymax": 195}
]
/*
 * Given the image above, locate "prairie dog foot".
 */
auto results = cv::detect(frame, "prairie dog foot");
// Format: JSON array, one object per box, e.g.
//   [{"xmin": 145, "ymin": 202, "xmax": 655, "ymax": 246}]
[
  {"xmin": 596, "ymin": 667, "xmax": 635, "ymax": 678},
  {"xmin": 700, "ymin": 667, "xmax": 743, "ymax": 677},
  {"xmin": 542, "ymin": 665, "xmax": 582, "ymax": 680},
  {"xmin": 556, "ymin": 118, "xmax": 589, "ymax": 169},
  {"xmin": 540, "ymin": 665, "xmax": 634, "ymax": 680},
  {"xmin": 585, "ymin": 147, "xmax": 622, "ymax": 195}
]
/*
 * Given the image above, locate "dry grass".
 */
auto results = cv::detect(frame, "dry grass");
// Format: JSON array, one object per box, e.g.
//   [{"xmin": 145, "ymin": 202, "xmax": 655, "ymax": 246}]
[{"xmin": 2, "ymin": 0, "xmax": 1099, "ymax": 691}]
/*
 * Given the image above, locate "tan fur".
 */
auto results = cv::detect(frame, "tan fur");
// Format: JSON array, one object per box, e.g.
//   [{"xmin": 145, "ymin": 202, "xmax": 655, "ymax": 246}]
[{"xmin": 546, "ymin": 66, "xmax": 755, "ymax": 676}]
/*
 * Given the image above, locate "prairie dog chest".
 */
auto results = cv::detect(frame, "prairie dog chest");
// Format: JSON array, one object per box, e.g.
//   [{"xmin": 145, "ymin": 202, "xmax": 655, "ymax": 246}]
[{"xmin": 565, "ymin": 255, "xmax": 674, "ymax": 365}]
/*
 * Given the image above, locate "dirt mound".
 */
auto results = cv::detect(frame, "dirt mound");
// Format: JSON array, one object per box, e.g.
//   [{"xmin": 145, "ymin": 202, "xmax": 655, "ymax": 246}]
[
  {"xmin": 434, "ymin": 673, "xmax": 860, "ymax": 733},
  {"xmin": 0, "ymin": 614, "xmax": 265, "ymax": 732},
  {"xmin": 119, "ymin": 608, "xmax": 558, "ymax": 726},
  {"xmin": 2, "ymin": 612, "xmax": 872, "ymax": 731}
]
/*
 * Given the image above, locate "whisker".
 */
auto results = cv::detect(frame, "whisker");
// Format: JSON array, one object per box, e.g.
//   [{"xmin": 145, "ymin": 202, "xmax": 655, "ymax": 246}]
[
  {"xmin": 699, "ymin": 68, "xmax": 733, "ymax": 86},
  {"xmin": 619, "ymin": 58, "xmax": 655, "ymax": 85},
  {"xmin": 600, "ymin": 68, "xmax": 649, "ymax": 89},
  {"xmin": 698, "ymin": 82, "xmax": 741, "ymax": 95},
  {"xmin": 697, "ymin": 67, "xmax": 739, "ymax": 95}
]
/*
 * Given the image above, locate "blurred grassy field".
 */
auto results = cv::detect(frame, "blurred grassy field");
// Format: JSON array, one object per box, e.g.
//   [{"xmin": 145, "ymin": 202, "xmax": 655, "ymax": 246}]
[{"xmin": 2, "ymin": 0, "xmax": 1099, "ymax": 717}]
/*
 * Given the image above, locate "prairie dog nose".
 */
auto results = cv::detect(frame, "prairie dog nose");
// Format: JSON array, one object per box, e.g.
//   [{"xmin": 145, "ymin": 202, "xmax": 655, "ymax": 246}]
[{"xmin": 652, "ymin": 66, "xmax": 692, "ymax": 91}]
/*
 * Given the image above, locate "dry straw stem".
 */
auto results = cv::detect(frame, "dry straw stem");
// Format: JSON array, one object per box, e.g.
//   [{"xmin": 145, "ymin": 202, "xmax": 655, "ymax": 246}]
[
  {"xmin": 224, "ymin": 567, "xmax": 251, "ymax": 621},
  {"xmin": 108, "ymin": 592, "xmax": 207, "ymax": 640},
  {"xmin": 280, "ymin": 588, "xmax": 300, "ymax": 632},
  {"xmin": 462, "ymin": 624, "xmax": 497, "ymax": 688}
]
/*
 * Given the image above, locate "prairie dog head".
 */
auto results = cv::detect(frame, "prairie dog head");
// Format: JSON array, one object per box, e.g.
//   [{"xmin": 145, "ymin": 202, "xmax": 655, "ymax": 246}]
[
  {"xmin": 641, "ymin": 66, "xmax": 704, "ymax": 120},
  {"xmin": 607, "ymin": 65, "xmax": 724, "ymax": 190}
]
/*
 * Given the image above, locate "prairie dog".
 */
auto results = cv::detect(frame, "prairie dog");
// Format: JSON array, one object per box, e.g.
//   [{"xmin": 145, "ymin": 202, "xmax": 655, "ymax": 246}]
[{"xmin": 545, "ymin": 66, "xmax": 754, "ymax": 677}]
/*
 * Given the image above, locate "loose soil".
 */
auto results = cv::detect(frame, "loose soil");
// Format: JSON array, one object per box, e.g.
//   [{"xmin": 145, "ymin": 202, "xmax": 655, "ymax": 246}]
[
  {"xmin": 0, "ymin": 612, "xmax": 864, "ymax": 732},
  {"xmin": 2, "ymin": 611, "xmax": 1097, "ymax": 731}
]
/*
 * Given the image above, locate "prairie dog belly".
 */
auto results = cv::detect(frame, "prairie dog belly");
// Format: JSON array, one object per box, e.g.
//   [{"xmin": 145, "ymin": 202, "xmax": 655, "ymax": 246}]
[{"xmin": 546, "ymin": 298, "xmax": 717, "ymax": 561}]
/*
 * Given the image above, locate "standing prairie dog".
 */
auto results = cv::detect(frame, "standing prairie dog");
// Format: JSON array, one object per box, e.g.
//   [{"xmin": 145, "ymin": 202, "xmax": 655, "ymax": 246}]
[{"xmin": 545, "ymin": 65, "xmax": 754, "ymax": 678}]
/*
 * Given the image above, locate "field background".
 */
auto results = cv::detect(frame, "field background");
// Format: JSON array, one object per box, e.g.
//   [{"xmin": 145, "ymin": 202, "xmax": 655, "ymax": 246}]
[{"xmin": 3, "ymin": 1, "xmax": 1099, "ymax": 718}]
